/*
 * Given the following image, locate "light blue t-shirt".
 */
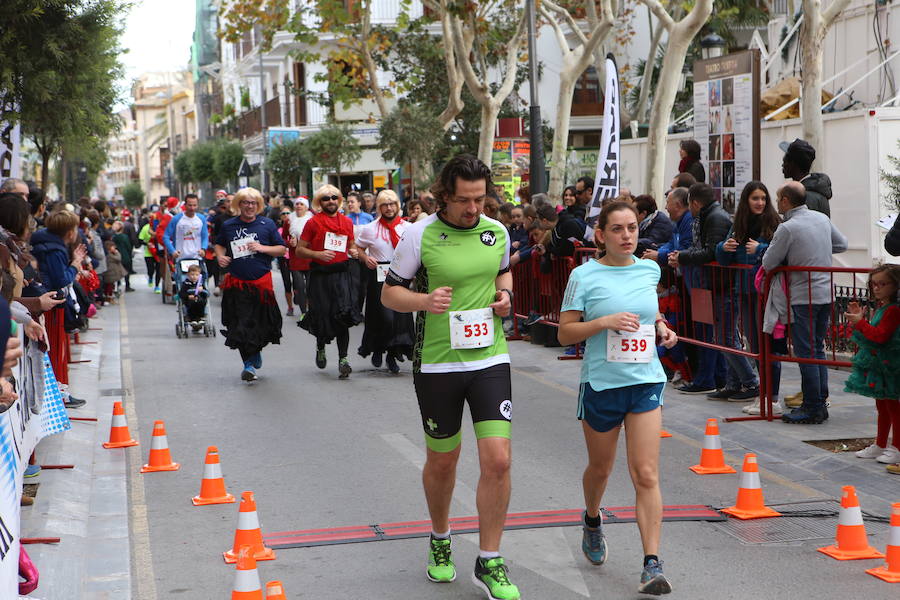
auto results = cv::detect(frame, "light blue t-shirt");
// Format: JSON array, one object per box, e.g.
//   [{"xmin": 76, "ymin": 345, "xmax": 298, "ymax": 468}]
[{"xmin": 561, "ymin": 257, "xmax": 667, "ymax": 392}]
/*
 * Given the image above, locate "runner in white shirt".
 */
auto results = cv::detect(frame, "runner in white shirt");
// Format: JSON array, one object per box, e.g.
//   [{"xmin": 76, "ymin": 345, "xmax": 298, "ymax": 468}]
[
  {"xmin": 164, "ymin": 194, "xmax": 208, "ymax": 260},
  {"xmin": 355, "ymin": 190, "xmax": 414, "ymax": 372}
]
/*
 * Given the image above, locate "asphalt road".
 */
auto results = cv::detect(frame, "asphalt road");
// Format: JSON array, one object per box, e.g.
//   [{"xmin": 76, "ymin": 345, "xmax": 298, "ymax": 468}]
[{"xmin": 121, "ymin": 269, "xmax": 898, "ymax": 600}]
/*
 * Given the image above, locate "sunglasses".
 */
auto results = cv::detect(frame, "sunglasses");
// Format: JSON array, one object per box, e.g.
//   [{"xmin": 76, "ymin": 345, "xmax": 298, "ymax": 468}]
[
  {"xmin": 321, "ymin": 195, "xmax": 340, "ymax": 202},
  {"xmin": 281, "ymin": 212, "xmax": 291, "ymax": 216}
]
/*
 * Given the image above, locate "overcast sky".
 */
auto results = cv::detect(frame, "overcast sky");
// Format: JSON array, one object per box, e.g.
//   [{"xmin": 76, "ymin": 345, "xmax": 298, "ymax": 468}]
[{"xmin": 117, "ymin": 0, "xmax": 196, "ymax": 107}]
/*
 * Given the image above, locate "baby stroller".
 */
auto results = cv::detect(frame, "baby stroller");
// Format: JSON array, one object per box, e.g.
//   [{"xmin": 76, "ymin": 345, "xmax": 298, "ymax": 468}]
[{"xmin": 173, "ymin": 258, "xmax": 216, "ymax": 339}]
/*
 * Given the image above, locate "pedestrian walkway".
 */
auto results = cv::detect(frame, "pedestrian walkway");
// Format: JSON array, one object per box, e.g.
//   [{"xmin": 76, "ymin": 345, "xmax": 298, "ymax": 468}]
[{"xmin": 20, "ymin": 307, "xmax": 131, "ymax": 599}]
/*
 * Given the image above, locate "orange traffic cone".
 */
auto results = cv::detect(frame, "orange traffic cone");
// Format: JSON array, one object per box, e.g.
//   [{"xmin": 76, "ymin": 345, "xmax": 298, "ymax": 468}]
[
  {"xmin": 866, "ymin": 502, "xmax": 900, "ymax": 582},
  {"xmin": 720, "ymin": 454, "xmax": 781, "ymax": 519},
  {"xmin": 192, "ymin": 446, "xmax": 236, "ymax": 506},
  {"xmin": 231, "ymin": 546, "xmax": 263, "ymax": 600},
  {"xmin": 102, "ymin": 401, "xmax": 138, "ymax": 449},
  {"xmin": 140, "ymin": 420, "xmax": 180, "ymax": 473},
  {"xmin": 265, "ymin": 580, "xmax": 288, "ymax": 599},
  {"xmin": 689, "ymin": 419, "xmax": 736, "ymax": 474},
  {"xmin": 660, "ymin": 429, "xmax": 672, "ymax": 438},
  {"xmin": 818, "ymin": 486, "xmax": 885, "ymax": 560},
  {"xmin": 224, "ymin": 491, "xmax": 276, "ymax": 564}
]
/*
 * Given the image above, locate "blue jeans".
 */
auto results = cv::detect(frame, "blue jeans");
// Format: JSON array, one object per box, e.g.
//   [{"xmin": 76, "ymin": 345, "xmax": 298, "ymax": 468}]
[
  {"xmin": 791, "ymin": 304, "xmax": 830, "ymax": 409},
  {"xmin": 692, "ymin": 322, "xmax": 727, "ymax": 389},
  {"xmin": 716, "ymin": 296, "xmax": 758, "ymax": 388}
]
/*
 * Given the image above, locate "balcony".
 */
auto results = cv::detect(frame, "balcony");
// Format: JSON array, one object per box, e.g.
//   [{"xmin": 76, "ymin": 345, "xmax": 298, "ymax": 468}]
[{"xmin": 237, "ymin": 97, "xmax": 282, "ymax": 139}]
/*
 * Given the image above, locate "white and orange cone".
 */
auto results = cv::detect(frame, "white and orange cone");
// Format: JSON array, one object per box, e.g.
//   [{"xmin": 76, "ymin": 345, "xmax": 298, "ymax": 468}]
[
  {"xmin": 689, "ymin": 419, "xmax": 736, "ymax": 475},
  {"xmin": 720, "ymin": 454, "xmax": 781, "ymax": 519},
  {"xmin": 231, "ymin": 546, "xmax": 263, "ymax": 600},
  {"xmin": 818, "ymin": 485, "xmax": 885, "ymax": 560},
  {"xmin": 866, "ymin": 502, "xmax": 900, "ymax": 582},
  {"xmin": 192, "ymin": 446, "xmax": 236, "ymax": 506},
  {"xmin": 265, "ymin": 580, "xmax": 288, "ymax": 599},
  {"xmin": 102, "ymin": 401, "xmax": 138, "ymax": 449},
  {"xmin": 140, "ymin": 420, "xmax": 180, "ymax": 473},
  {"xmin": 224, "ymin": 491, "xmax": 276, "ymax": 564}
]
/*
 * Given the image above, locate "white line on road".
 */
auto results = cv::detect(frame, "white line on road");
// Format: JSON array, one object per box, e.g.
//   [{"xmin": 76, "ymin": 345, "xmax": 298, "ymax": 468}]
[
  {"xmin": 120, "ymin": 301, "xmax": 158, "ymax": 600},
  {"xmin": 379, "ymin": 432, "xmax": 590, "ymax": 597}
]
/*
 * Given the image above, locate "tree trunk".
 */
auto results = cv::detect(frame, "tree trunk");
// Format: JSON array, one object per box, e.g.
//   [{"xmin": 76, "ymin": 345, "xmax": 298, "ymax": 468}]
[
  {"xmin": 641, "ymin": 0, "xmax": 712, "ymax": 200},
  {"xmin": 798, "ymin": 0, "xmax": 851, "ymax": 167},
  {"xmin": 40, "ymin": 153, "xmax": 50, "ymax": 194},
  {"xmin": 548, "ymin": 75, "xmax": 577, "ymax": 201},
  {"xmin": 799, "ymin": 21, "xmax": 824, "ymax": 157},
  {"xmin": 636, "ymin": 23, "xmax": 665, "ymax": 123},
  {"xmin": 478, "ymin": 102, "xmax": 500, "ymax": 167}
]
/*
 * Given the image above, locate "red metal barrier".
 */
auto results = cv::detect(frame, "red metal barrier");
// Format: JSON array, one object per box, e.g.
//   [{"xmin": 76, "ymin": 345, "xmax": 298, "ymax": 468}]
[{"xmin": 510, "ymin": 247, "xmax": 869, "ymax": 426}]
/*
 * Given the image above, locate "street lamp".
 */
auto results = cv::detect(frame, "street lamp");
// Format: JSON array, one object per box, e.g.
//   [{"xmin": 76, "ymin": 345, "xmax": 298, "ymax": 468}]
[{"xmin": 700, "ymin": 33, "xmax": 726, "ymax": 60}]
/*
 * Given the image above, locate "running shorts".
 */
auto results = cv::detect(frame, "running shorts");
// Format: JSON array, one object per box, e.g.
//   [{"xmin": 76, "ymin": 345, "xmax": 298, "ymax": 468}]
[
  {"xmin": 577, "ymin": 381, "xmax": 664, "ymax": 433},
  {"xmin": 412, "ymin": 363, "xmax": 512, "ymax": 452}
]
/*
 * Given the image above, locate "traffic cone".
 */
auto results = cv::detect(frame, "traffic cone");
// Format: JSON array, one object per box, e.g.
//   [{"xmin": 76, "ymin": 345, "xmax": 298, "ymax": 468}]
[
  {"xmin": 224, "ymin": 491, "xmax": 276, "ymax": 564},
  {"xmin": 192, "ymin": 446, "xmax": 236, "ymax": 506},
  {"xmin": 265, "ymin": 580, "xmax": 288, "ymax": 599},
  {"xmin": 720, "ymin": 454, "xmax": 781, "ymax": 519},
  {"xmin": 866, "ymin": 503, "xmax": 900, "ymax": 582},
  {"xmin": 140, "ymin": 420, "xmax": 180, "ymax": 473},
  {"xmin": 231, "ymin": 546, "xmax": 263, "ymax": 600},
  {"xmin": 660, "ymin": 429, "xmax": 672, "ymax": 438},
  {"xmin": 689, "ymin": 419, "xmax": 736, "ymax": 474},
  {"xmin": 102, "ymin": 401, "xmax": 138, "ymax": 449},
  {"xmin": 817, "ymin": 486, "xmax": 885, "ymax": 560}
]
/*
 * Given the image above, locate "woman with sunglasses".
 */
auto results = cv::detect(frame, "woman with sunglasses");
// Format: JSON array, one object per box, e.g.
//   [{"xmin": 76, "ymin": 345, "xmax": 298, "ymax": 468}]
[{"xmin": 296, "ymin": 185, "xmax": 364, "ymax": 379}]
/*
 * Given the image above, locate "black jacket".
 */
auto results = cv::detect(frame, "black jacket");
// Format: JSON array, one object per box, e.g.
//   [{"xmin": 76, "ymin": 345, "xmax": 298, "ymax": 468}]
[
  {"xmin": 886, "ymin": 217, "xmax": 900, "ymax": 256},
  {"xmin": 802, "ymin": 172, "xmax": 832, "ymax": 217},
  {"xmin": 636, "ymin": 211, "xmax": 674, "ymax": 256},
  {"xmin": 684, "ymin": 159, "xmax": 705, "ymax": 183},
  {"xmin": 678, "ymin": 201, "xmax": 731, "ymax": 266},
  {"xmin": 549, "ymin": 211, "xmax": 588, "ymax": 257}
]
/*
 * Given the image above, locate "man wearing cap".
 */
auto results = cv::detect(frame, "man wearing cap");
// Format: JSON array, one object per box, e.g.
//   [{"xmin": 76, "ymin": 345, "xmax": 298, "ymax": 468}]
[{"xmin": 780, "ymin": 138, "xmax": 833, "ymax": 217}]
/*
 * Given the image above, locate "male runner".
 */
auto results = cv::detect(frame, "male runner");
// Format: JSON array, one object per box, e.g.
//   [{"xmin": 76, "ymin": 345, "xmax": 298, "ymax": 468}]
[
  {"xmin": 382, "ymin": 155, "xmax": 518, "ymax": 600},
  {"xmin": 163, "ymin": 193, "xmax": 208, "ymax": 262}
]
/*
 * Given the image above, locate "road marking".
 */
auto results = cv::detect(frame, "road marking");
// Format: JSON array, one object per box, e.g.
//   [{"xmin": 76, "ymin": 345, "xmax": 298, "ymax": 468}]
[
  {"xmin": 120, "ymin": 300, "xmax": 158, "ymax": 600},
  {"xmin": 379, "ymin": 432, "xmax": 589, "ymax": 597}
]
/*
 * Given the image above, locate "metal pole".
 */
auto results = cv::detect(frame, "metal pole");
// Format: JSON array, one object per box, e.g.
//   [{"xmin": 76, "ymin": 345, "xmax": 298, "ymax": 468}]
[
  {"xmin": 259, "ymin": 47, "xmax": 268, "ymax": 193},
  {"xmin": 526, "ymin": 0, "xmax": 546, "ymax": 196}
]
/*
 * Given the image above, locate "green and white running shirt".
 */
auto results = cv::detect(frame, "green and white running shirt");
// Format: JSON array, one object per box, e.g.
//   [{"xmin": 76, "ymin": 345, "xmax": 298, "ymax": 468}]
[{"xmin": 385, "ymin": 213, "xmax": 511, "ymax": 373}]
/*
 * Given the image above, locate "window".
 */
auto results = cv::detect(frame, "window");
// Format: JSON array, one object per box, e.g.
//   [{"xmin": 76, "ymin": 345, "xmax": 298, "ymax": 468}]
[
  {"xmin": 571, "ymin": 66, "xmax": 603, "ymax": 116},
  {"xmin": 293, "ymin": 63, "xmax": 307, "ymax": 126}
]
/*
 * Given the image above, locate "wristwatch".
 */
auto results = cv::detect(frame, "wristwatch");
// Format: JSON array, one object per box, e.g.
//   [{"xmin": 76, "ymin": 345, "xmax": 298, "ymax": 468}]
[{"xmin": 500, "ymin": 288, "xmax": 514, "ymax": 303}]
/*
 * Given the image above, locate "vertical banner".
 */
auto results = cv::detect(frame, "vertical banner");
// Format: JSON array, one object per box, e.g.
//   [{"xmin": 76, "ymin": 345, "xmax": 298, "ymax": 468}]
[
  {"xmin": 693, "ymin": 50, "xmax": 761, "ymax": 214},
  {"xmin": 0, "ymin": 118, "xmax": 22, "ymax": 180},
  {"xmin": 588, "ymin": 54, "xmax": 620, "ymax": 224}
]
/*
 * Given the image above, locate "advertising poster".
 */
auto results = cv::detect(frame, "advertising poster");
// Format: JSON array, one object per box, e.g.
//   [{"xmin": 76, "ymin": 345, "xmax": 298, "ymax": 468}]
[
  {"xmin": 492, "ymin": 139, "xmax": 530, "ymax": 203},
  {"xmin": 0, "ymin": 117, "xmax": 21, "ymax": 180},
  {"xmin": 589, "ymin": 54, "xmax": 620, "ymax": 223},
  {"xmin": 693, "ymin": 50, "xmax": 760, "ymax": 214}
]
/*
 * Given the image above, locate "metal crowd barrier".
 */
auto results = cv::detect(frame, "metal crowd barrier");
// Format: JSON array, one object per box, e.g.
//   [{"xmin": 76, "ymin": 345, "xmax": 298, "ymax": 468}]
[{"xmin": 509, "ymin": 252, "xmax": 872, "ymax": 423}]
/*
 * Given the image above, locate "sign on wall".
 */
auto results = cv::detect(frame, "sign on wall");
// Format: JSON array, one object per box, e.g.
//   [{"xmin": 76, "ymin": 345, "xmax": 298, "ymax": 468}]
[
  {"xmin": 0, "ymin": 118, "xmax": 21, "ymax": 180},
  {"xmin": 693, "ymin": 50, "xmax": 760, "ymax": 213},
  {"xmin": 491, "ymin": 139, "xmax": 530, "ymax": 203}
]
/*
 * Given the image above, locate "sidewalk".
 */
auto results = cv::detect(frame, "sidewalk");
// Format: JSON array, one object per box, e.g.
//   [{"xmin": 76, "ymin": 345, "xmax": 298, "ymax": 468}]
[{"xmin": 20, "ymin": 306, "xmax": 131, "ymax": 599}]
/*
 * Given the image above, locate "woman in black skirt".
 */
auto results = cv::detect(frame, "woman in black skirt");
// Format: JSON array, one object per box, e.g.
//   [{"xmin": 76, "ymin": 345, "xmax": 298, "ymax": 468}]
[
  {"xmin": 355, "ymin": 190, "xmax": 415, "ymax": 372},
  {"xmin": 214, "ymin": 188, "xmax": 286, "ymax": 382}
]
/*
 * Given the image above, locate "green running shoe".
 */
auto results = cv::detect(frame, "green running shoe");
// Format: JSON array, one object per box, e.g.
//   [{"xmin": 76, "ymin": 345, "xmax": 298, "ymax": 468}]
[
  {"xmin": 472, "ymin": 556, "xmax": 520, "ymax": 600},
  {"xmin": 426, "ymin": 535, "xmax": 456, "ymax": 583},
  {"xmin": 315, "ymin": 349, "xmax": 326, "ymax": 369}
]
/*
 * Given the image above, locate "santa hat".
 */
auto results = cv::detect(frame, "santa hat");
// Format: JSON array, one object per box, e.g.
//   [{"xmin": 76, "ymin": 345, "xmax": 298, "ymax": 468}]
[{"xmin": 166, "ymin": 197, "xmax": 178, "ymax": 209}]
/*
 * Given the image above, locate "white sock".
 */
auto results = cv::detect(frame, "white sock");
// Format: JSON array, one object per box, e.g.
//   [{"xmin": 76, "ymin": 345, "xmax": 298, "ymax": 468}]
[
  {"xmin": 431, "ymin": 530, "xmax": 450, "ymax": 540},
  {"xmin": 479, "ymin": 550, "xmax": 500, "ymax": 560}
]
